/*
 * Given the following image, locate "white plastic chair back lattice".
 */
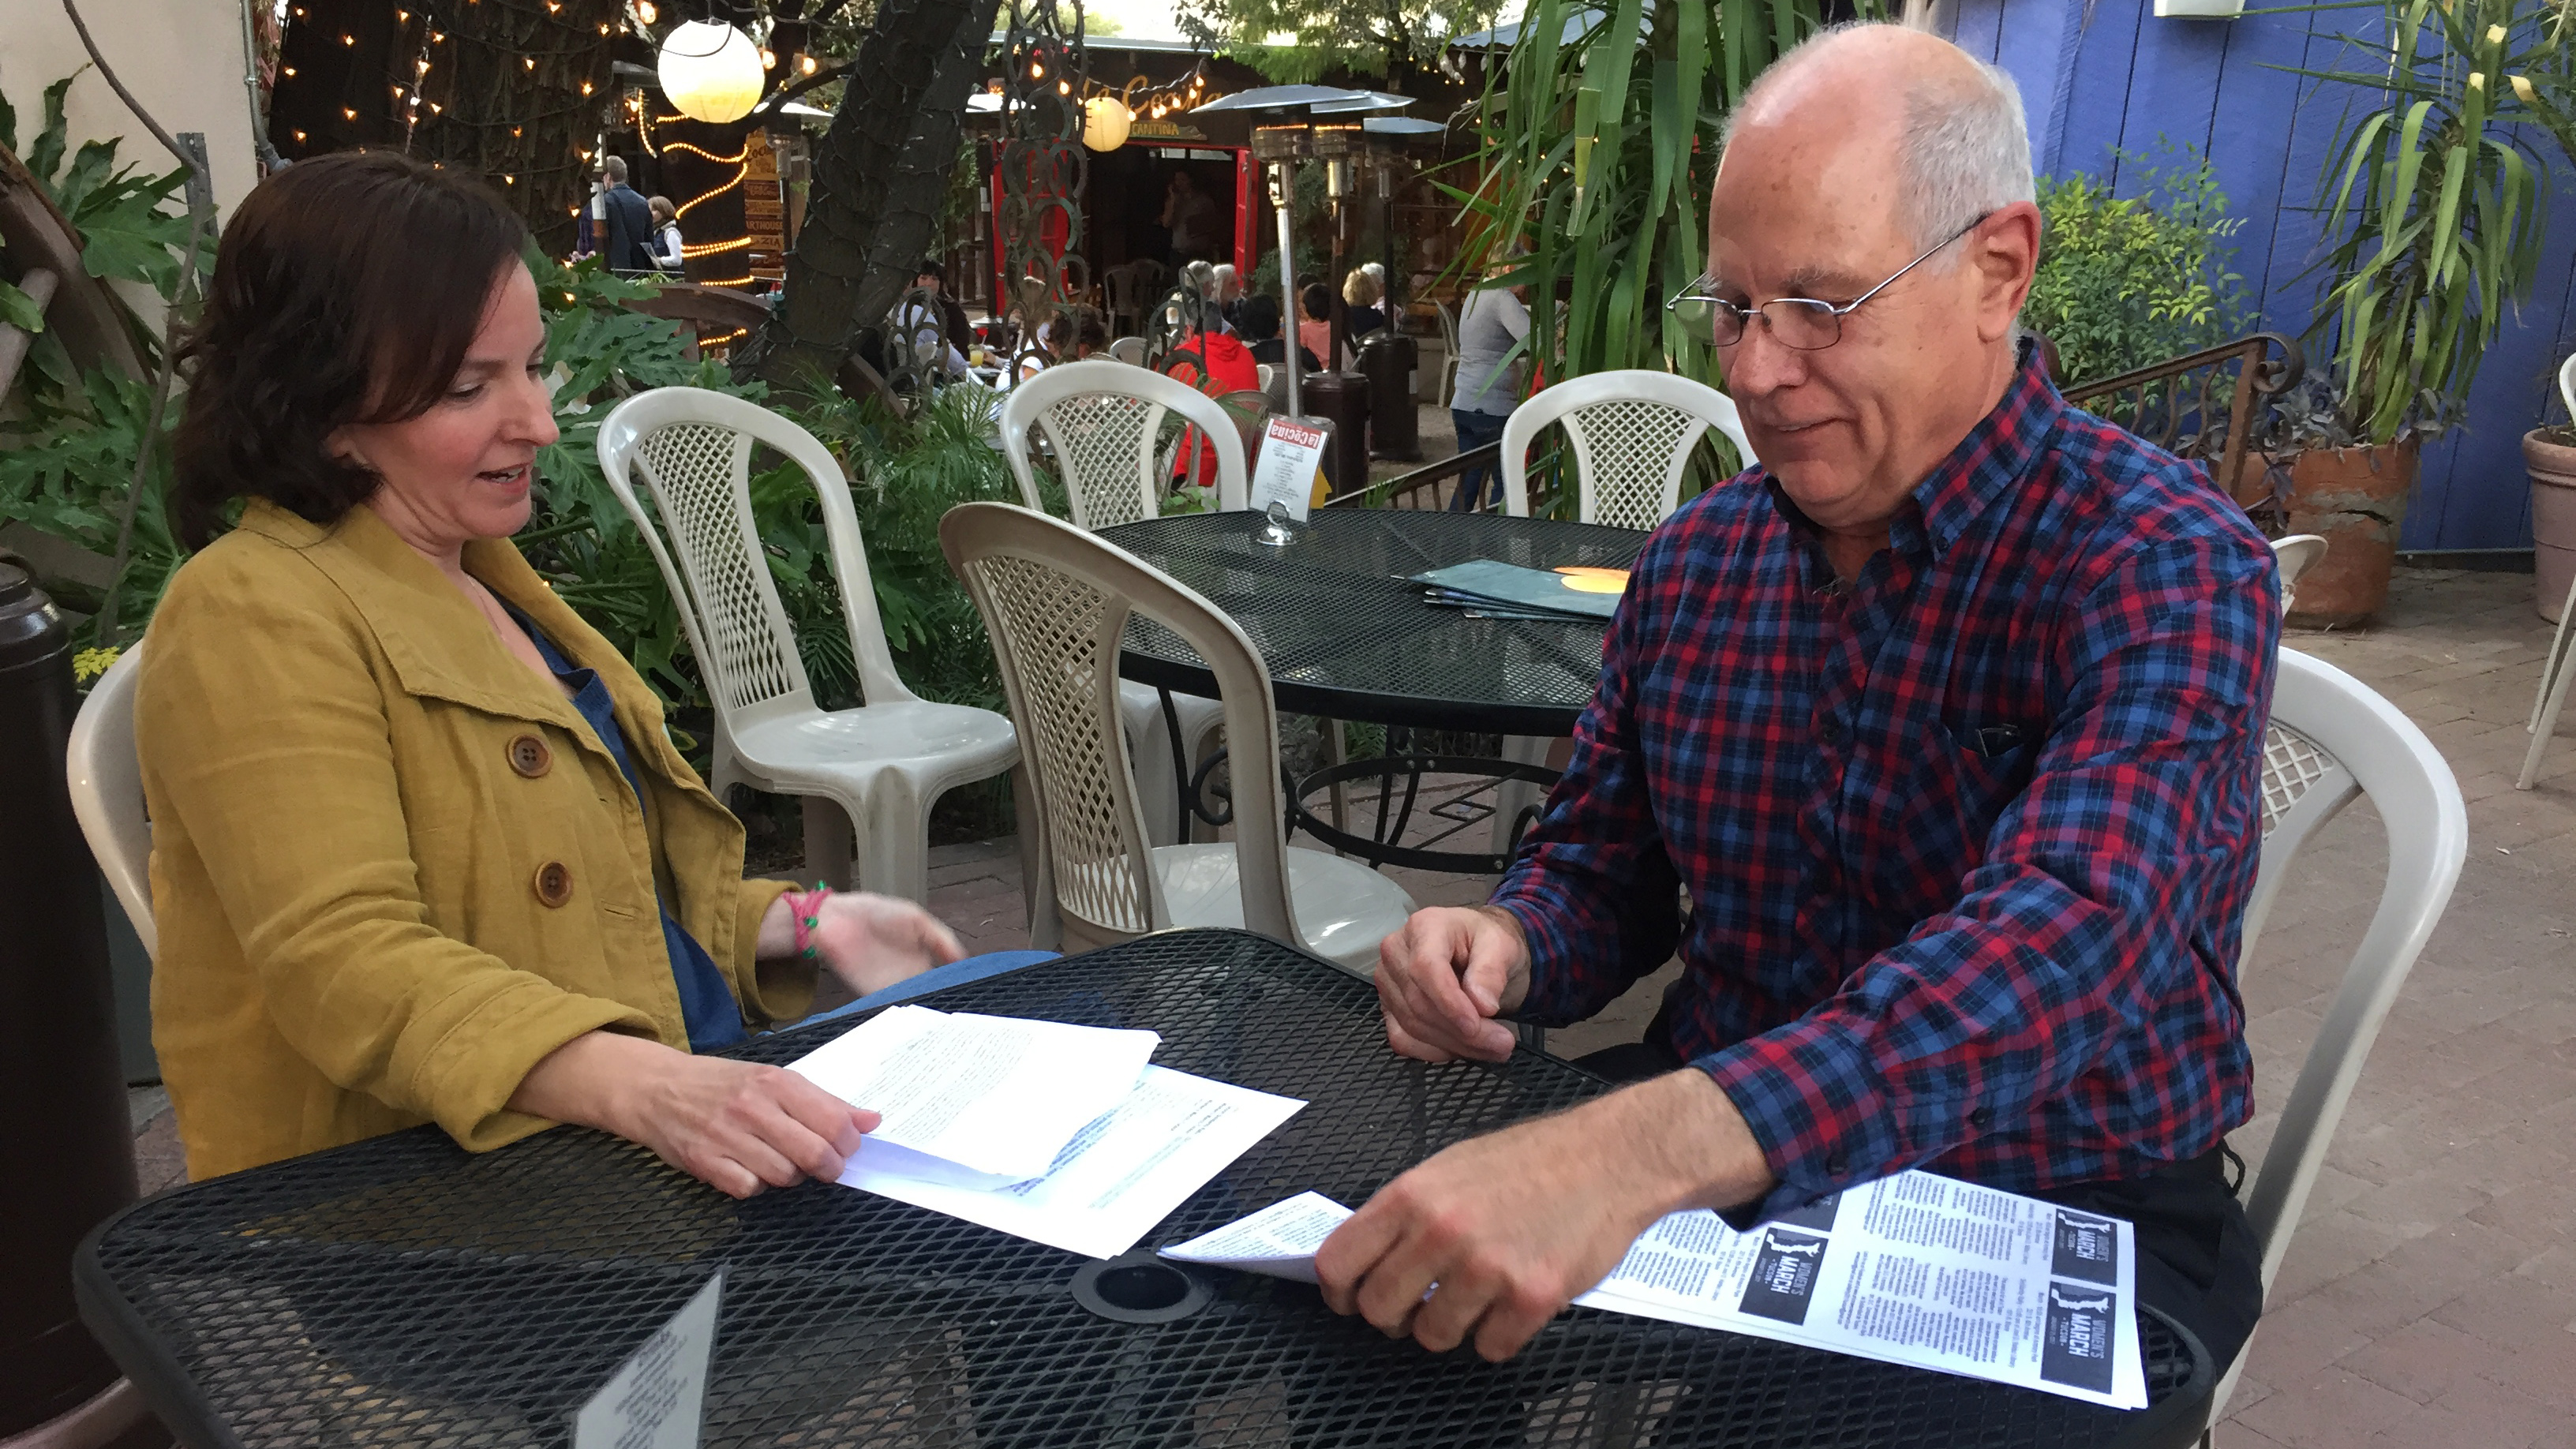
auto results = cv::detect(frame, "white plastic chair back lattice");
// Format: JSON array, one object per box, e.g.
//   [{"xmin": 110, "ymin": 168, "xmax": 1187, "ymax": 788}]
[
  {"xmin": 2211, "ymin": 647, "xmax": 2466, "ymax": 1425},
  {"xmin": 1500, "ymin": 369, "xmax": 1758, "ymax": 530},
  {"xmin": 940, "ymin": 503, "xmax": 1412, "ymax": 970},
  {"xmin": 999, "ymin": 359, "xmax": 1250, "ymax": 529},
  {"xmin": 597, "ymin": 388, "xmax": 1020, "ymax": 902},
  {"xmin": 66, "ymin": 645, "xmax": 155, "ymax": 957}
]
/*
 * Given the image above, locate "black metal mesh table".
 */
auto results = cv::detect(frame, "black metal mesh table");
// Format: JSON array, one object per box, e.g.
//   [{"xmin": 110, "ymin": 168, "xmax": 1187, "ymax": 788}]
[
  {"xmin": 1100, "ymin": 510, "xmax": 1646, "ymax": 736},
  {"xmin": 78, "ymin": 931, "xmax": 2211, "ymax": 1449}
]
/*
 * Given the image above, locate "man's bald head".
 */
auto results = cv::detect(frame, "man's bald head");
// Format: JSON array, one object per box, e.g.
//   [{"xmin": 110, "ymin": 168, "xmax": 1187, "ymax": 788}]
[
  {"xmin": 1698, "ymin": 21, "xmax": 2044, "ymax": 545},
  {"xmin": 1723, "ymin": 24, "xmax": 2031, "ymax": 264}
]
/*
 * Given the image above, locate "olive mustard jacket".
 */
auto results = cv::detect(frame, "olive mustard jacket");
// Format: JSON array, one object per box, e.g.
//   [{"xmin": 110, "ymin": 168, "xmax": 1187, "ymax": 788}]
[{"xmin": 137, "ymin": 499, "xmax": 808, "ymax": 1180}]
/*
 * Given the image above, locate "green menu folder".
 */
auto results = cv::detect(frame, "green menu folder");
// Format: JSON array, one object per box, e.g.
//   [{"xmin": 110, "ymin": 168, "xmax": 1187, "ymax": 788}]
[{"xmin": 1406, "ymin": 560, "xmax": 1627, "ymax": 620}]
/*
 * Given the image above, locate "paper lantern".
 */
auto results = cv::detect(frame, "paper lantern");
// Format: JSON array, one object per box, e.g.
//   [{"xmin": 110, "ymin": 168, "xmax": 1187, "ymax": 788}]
[
  {"xmin": 657, "ymin": 21, "xmax": 763, "ymax": 125},
  {"xmin": 1082, "ymin": 94, "xmax": 1132, "ymax": 152}
]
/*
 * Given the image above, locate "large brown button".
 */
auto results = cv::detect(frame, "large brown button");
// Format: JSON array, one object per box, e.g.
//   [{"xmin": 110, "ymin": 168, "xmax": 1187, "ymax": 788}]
[
  {"xmin": 507, "ymin": 733, "xmax": 552, "ymax": 778},
  {"xmin": 533, "ymin": 861, "xmax": 574, "ymax": 908}
]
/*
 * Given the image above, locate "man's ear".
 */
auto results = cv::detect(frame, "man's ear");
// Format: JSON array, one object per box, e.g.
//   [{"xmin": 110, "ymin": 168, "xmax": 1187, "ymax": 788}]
[{"xmin": 1975, "ymin": 200, "xmax": 2042, "ymax": 345}]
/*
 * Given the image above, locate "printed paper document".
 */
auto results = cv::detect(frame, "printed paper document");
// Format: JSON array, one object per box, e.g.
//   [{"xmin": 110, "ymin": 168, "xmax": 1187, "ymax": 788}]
[
  {"xmin": 1161, "ymin": 1170, "xmax": 2146, "ymax": 1410},
  {"xmin": 844, "ymin": 1065, "xmax": 1305, "ymax": 1258},
  {"xmin": 788, "ymin": 1004, "xmax": 1159, "ymax": 1183}
]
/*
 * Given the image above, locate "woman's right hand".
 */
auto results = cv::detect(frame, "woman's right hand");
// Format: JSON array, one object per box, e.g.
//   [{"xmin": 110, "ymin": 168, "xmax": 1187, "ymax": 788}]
[{"xmin": 511, "ymin": 1031, "xmax": 879, "ymax": 1199}]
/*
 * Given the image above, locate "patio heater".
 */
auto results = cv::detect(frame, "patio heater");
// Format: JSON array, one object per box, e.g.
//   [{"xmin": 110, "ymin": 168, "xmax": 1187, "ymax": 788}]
[
  {"xmin": 1200, "ymin": 84, "xmax": 1417, "ymax": 421},
  {"xmin": 1249, "ymin": 124, "xmax": 1312, "ymax": 417},
  {"xmin": 1309, "ymin": 124, "xmax": 1364, "ymax": 368}
]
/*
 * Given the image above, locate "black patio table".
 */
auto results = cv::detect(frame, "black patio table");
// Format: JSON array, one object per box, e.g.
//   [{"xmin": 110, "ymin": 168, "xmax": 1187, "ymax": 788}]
[
  {"xmin": 77, "ymin": 930, "xmax": 2213, "ymax": 1449},
  {"xmin": 1099, "ymin": 507, "xmax": 1646, "ymax": 739}
]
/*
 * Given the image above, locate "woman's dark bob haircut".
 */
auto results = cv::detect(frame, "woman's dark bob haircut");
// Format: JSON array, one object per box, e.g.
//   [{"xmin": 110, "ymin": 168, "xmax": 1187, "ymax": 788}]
[{"xmin": 171, "ymin": 152, "xmax": 529, "ymax": 549}]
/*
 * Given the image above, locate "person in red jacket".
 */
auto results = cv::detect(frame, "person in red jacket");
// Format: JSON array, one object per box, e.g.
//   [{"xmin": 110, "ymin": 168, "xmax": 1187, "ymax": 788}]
[{"xmin": 1162, "ymin": 327, "xmax": 1259, "ymax": 495}]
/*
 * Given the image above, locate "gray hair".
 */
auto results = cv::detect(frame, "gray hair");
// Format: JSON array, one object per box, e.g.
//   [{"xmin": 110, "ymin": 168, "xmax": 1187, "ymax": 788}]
[
  {"xmin": 1724, "ymin": 23, "xmax": 2033, "ymax": 267},
  {"xmin": 602, "ymin": 155, "xmax": 629, "ymax": 185}
]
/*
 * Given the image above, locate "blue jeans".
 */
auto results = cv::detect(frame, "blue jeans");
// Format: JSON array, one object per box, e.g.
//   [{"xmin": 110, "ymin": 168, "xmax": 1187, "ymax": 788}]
[
  {"xmin": 789, "ymin": 949, "xmax": 1062, "ymax": 1030},
  {"xmin": 1450, "ymin": 408, "xmax": 1510, "ymax": 511}
]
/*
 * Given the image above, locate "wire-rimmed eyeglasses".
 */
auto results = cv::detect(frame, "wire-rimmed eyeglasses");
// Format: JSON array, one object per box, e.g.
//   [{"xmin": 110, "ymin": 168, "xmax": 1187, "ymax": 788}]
[{"xmin": 1666, "ymin": 212, "xmax": 1994, "ymax": 351}]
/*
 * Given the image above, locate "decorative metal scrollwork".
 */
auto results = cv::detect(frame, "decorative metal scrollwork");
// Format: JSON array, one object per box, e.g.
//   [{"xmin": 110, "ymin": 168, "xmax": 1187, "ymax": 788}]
[{"xmin": 994, "ymin": 0, "xmax": 1091, "ymax": 380}]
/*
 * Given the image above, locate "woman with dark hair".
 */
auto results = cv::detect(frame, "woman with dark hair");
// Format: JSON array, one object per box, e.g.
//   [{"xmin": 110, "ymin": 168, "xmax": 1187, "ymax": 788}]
[
  {"xmin": 144, "ymin": 152, "xmax": 963, "ymax": 1194},
  {"xmin": 1297, "ymin": 282, "xmax": 1333, "ymax": 372}
]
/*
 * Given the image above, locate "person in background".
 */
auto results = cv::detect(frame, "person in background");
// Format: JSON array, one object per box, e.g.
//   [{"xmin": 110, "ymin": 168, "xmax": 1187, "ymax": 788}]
[
  {"xmin": 1208, "ymin": 263, "xmax": 1246, "ymax": 334},
  {"xmin": 913, "ymin": 260, "xmax": 975, "ymax": 351},
  {"xmin": 647, "ymin": 196, "xmax": 684, "ymax": 272},
  {"xmin": 1160, "ymin": 318, "xmax": 1258, "ymax": 492},
  {"xmin": 1447, "ymin": 261, "xmax": 1530, "ymax": 510},
  {"xmin": 1161, "ymin": 170, "xmax": 1221, "ymax": 272},
  {"xmin": 597, "ymin": 155, "xmax": 656, "ymax": 273},
  {"xmin": 1297, "ymin": 282, "xmax": 1334, "ymax": 374},
  {"xmin": 1342, "ymin": 264, "xmax": 1388, "ymax": 341},
  {"xmin": 1239, "ymin": 294, "xmax": 1320, "ymax": 376},
  {"xmin": 143, "ymin": 152, "xmax": 990, "ymax": 1193},
  {"xmin": 897, "ymin": 260, "xmax": 976, "ymax": 381},
  {"xmin": 1061, "ymin": 305, "xmax": 1110, "ymax": 361},
  {"xmin": 573, "ymin": 175, "xmax": 605, "ymax": 260}
]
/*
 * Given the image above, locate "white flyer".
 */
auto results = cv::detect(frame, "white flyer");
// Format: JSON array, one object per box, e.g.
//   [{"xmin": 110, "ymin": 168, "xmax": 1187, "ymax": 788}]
[
  {"xmin": 1249, "ymin": 414, "xmax": 1329, "ymax": 521},
  {"xmin": 787, "ymin": 1004, "xmax": 1159, "ymax": 1183},
  {"xmin": 1159, "ymin": 1170, "xmax": 2147, "ymax": 1410},
  {"xmin": 842, "ymin": 1065, "xmax": 1305, "ymax": 1259},
  {"xmin": 571, "ymin": 1268, "xmax": 723, "ymax": 1449}
]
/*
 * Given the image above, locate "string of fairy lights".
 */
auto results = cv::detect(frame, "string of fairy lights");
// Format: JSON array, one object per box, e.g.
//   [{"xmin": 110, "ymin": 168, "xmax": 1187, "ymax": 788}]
[{"xmin": 279, "ymin": 0, "xmax": 1231, "ymax": 292}]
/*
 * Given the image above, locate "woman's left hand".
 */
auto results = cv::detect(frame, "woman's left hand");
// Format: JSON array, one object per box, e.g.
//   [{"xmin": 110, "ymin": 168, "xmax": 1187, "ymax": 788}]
[{"xmin": 773, "ymin": 891, "xmax": 964, "ymax": 998}]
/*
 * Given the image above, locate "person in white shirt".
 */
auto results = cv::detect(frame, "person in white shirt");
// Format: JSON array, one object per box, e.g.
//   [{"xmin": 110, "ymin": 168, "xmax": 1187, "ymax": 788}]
[
  {"xmin": 1447, "ymin": 264, "xmax": 1531, "ymax": 509},
  {"xmin": 647, "ymin": 196, "xmax": 683, "ymax": 271}
]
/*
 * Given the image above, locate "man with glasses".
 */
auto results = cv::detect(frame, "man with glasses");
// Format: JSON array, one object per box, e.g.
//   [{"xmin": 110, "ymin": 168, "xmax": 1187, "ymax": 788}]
[{"xmin": 1319, "ymin": 23, "xmax": 2277, "ymax": 1383}]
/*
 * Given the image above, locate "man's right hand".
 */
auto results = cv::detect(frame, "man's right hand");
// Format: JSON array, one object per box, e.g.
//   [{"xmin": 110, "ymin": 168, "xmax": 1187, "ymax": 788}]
[{"xmin": 1373, "ymin": 906, "xmax": 1533, "ymax": 1063}]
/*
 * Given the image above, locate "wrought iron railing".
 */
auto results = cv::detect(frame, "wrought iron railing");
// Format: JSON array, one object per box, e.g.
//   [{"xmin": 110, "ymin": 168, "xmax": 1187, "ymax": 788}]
[{"xmin": 2058, "ymin": 331, "xmax": 2305, "ymax": 510}]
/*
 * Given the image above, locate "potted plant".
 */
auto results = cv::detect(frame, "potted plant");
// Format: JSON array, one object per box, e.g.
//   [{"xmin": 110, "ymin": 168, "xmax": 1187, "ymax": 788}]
[
  {"xmin": 2529, "ymin": 395, "xmax": 2576, "ymax": 623},
  {"xmin": 2499, "ymin": 16, "xmax": 2576, "ymax": 619},
  {"xmin": 2273, "ymin": 0, "xmax": 2555, "ymax": 624}
]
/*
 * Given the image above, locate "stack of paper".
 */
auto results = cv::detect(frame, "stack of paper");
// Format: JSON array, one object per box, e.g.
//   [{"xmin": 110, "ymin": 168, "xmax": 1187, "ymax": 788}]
[
  {"xmin": 789, "ymin": 1005, "xmax": 1305, "ymax": 1258},
  {"xmin": 1160, "ymin": 1170, "xmax": 2147, "ymax": 1410}
]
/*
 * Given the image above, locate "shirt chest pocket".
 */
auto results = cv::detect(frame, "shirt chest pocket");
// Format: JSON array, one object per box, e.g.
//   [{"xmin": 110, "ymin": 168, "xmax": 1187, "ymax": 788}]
[{"xmin": 1923, "ymin": 714, "xmax": 2045, "ymax": 850}]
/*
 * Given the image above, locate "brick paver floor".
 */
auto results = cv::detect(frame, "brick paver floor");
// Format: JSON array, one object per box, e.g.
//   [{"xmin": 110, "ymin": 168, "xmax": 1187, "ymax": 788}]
[{"xmin": 125, "ymin": 565, "xmax": 2575, "ymax": 1444}]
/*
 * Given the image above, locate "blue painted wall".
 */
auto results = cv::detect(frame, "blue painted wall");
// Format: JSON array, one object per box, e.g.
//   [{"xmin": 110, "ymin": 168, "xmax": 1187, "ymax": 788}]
[{"xmin": 1949, "ymin": 0, "xmax": 2576, "ymax": 550}]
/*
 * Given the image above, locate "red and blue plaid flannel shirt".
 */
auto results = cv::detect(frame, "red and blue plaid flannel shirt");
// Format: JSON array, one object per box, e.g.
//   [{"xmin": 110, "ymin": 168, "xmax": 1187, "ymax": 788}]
[{"xmin": 1492, "ymin": 352, "xmax": 2278, "ymax": 1222}]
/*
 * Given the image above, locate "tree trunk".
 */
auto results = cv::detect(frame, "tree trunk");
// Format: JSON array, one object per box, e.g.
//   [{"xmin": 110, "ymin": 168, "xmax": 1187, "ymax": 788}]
[
  {"xmin": 268, "ymin": 0, "xmax": 622, "ymax": 259},
  {"xmin": 734, "ymin": 0, "xmax": 1003, "ymax": 391}
]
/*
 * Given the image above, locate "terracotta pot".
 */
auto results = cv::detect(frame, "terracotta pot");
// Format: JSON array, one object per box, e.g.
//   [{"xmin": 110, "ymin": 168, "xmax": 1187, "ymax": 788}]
[
  {"xmin": 2525, "ymin": 429, "xmax": 2576, "ymax": 623},
  {"xmin": 2271, "ymin": 439, "xmax": 2418, "ymax": 627}
]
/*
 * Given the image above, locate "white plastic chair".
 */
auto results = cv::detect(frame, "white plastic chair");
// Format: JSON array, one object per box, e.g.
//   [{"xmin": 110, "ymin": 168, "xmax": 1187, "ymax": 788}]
[
  {"xmin": 2518, "ymin": 353, "xmax": 2576, "ymax": 790},
  {"xmin": 2206, "ymin": 647, "xmax": 2468, "ymax": 1432},
  {"xmin": 1500, "ymin": 369, "xmax": 1758, "ymax": 530},
  {"xmin": 66, "ymin": 645, "xmax": 155, "ymax": 958},
  {"xmin": 1106, "ymin": 335, "xmax": 1148, "ymax": 368},
  {"xmin": 2271, "ymin": 534, "xmax": 2327, "ymax": 616},
  {"xmin": 597, "ymin": 388, "xmax": 1021, "ymax": 903},
  {"xmin": 941, "ymin": 502, "xmax": 1414, "ymax": 972},
  {"xmin": 998, "ymin": 360, "xmax": 1244, "ymax": 846}
]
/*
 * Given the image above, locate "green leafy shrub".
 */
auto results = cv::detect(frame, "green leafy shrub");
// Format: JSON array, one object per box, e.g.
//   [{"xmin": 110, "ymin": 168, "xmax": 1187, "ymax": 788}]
[
  {"xmin": 0, "ymin": 69, "xmax": 205, "ymax": 646},
  {"xmin": 2026, "ymin": 140, "xmax": 2247, "ymax": 388}
]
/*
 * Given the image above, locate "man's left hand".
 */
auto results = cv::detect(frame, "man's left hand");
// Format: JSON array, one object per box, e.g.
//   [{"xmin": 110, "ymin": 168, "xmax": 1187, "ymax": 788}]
[{"xmin": 1314, "ymin": 1069, "xmax": 1776, "ymax": 1362}]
